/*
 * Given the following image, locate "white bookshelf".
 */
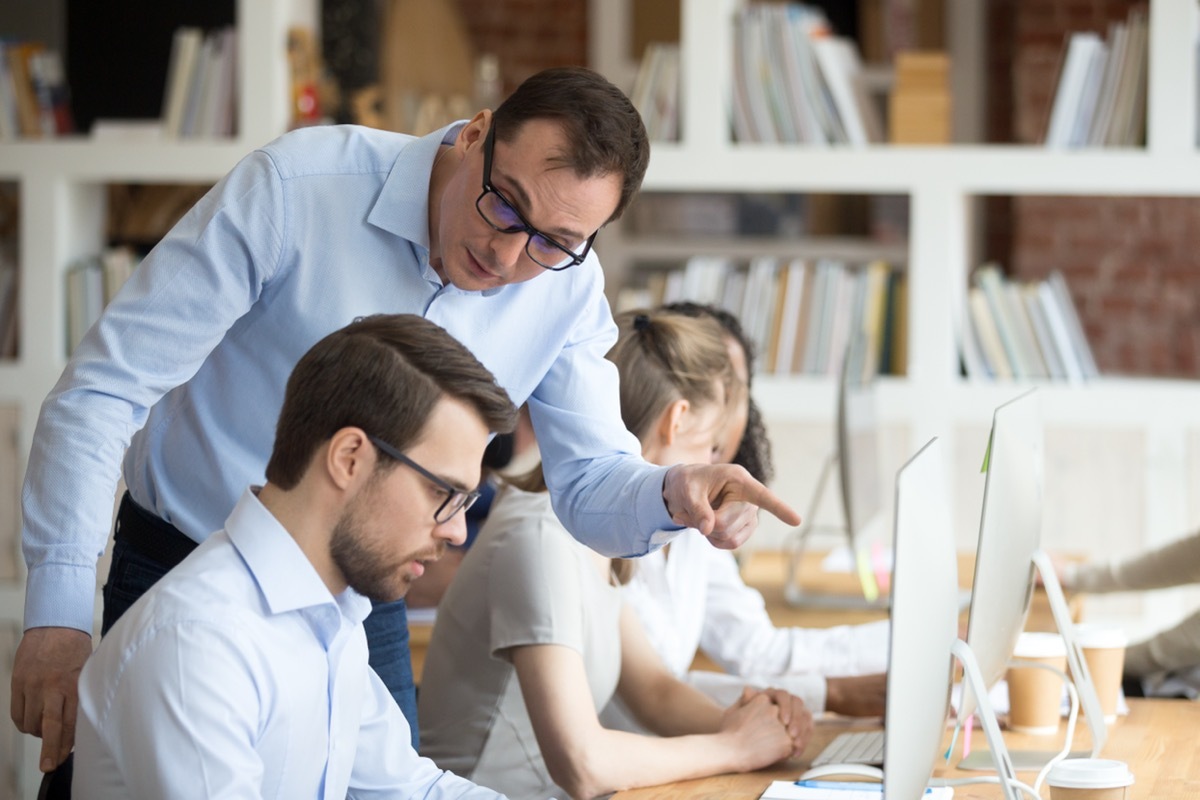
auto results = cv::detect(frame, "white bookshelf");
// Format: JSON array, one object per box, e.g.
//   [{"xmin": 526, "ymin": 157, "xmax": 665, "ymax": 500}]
[
  {"xmin": 0, "ymin": 0, "xmax": 304, "ymax": 794},
  {"xmin": 591, "ymin": 0, "xmax": 1200, "ymax": 641}
]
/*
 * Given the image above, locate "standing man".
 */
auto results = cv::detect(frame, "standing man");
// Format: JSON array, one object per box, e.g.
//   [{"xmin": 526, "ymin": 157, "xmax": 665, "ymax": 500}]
[
  {"xmin": 75, "ymin": 313, "xmax": 517, "ymax": 798},
  {"xmin": 14, "ymin": 67, "xmax": 798, "ymax": 770}
]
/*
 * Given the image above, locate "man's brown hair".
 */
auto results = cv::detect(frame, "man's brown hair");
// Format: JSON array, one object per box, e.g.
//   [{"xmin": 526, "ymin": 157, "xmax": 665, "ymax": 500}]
[
  {"xmin": 266, "ymin": 314, "xmax": 517, "ymax": 490},
  {"xmin": 492, "ymin": 66, "xmax": 650, "ymax": 224}
]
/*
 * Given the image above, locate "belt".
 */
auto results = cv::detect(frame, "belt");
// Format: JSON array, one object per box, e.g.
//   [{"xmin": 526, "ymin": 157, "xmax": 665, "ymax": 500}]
[{"xmin": 114, "ymin": 492, "xmax": 199, "ymax": 569}]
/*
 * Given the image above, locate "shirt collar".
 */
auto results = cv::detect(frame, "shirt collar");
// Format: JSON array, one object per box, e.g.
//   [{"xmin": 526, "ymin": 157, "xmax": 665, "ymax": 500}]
[
  {"xmin": 225, "ymin": 487, "xmax": 373, "ymax": 627},
  {"xmin": 367, "ymin": 120, "xmax": 464, "ymax": 253},
  {"xmin": 367, "ymin": 120, "xmax": 511, "ymax": 298}
]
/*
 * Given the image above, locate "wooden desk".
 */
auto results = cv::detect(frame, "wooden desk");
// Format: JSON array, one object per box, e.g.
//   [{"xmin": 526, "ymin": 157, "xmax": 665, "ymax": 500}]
[{"xmin": 611, "ymin": 698, "xmax": 1200, "ymax": 799}]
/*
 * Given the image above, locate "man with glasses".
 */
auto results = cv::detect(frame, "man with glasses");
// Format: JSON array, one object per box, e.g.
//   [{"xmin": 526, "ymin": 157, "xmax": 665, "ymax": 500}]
[
  {"xmin": 74, "ymin": 314, "xmax": 518, "ymax": 798},
  {"xmin": 15, "ymin": 66, "xmax": 800, "ymax": 771}
]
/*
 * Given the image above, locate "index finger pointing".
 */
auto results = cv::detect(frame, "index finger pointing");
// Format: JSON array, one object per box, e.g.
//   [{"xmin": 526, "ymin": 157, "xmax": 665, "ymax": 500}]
[{"xmin": 732, "ymin": 479, "xmax": 801, "ymax": 527}]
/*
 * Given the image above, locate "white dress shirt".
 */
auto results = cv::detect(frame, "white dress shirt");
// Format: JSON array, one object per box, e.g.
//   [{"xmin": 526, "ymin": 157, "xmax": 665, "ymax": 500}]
[
  {"xmin": 620, "ymin": 532, "xmax": 890, "ymax": 714},
  {"xmin": 75, "ymin": 488, "xmax": 504, "ymax": 800}
]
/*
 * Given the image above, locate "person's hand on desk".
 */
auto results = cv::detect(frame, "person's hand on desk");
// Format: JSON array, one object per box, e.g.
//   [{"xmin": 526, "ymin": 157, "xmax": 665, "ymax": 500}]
[
  {"xmin": 825, "ymin": 674, "xmax": 887, "ymax": 718},
  {"xmin": 663, "ymin": 464, "xmax": 801, "ymax": 550},
  {"xmin": 722, "ymin": 687, "xmax": 814, "ymax": 766}
]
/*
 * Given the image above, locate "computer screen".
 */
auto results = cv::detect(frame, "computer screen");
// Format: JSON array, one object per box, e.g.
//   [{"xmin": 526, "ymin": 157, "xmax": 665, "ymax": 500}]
[
  {"xmin": 958, "ymin": 389, "xmax": 1043, "ymax": 722},
  {"xmin": 804, "ymin": 437, "xmax": 1023, "ymax": 797},
  {"xmin": 882, "ymin": 437, "xmax": 960, "ymax": 798},
  {"xmin": 956, "ymin": 389, "xmax": 1110, "ymax": 769}
]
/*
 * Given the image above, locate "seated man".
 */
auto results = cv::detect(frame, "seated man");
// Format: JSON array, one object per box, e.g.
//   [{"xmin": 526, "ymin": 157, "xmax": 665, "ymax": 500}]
[{"xmin": 74, "ymin": 314, "xmax": 516, "ymax": 799}]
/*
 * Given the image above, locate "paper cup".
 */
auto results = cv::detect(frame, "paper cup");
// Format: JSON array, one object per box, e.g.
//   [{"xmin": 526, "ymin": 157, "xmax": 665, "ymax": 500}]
[
  {"xmin": 1075, "ymin": 623, "xmax": 1127, "ymax": 724},
  {"xmin": 1007, "ymin": 632, "xmax": 1068, "ymax": 734},
  {"xmin": 1046, "ymin": 758, "xmax": 1134, "ymax": 800}
]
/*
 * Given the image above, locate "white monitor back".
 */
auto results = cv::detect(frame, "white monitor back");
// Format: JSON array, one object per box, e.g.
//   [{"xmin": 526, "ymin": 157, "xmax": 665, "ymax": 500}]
[
  {"xmin": 959, "ymin": 389, "xmax": 1043, "ymax": 721},
  {"xmin": 883, "ymin": 437, "xmax": 959, "ymax": 800}
]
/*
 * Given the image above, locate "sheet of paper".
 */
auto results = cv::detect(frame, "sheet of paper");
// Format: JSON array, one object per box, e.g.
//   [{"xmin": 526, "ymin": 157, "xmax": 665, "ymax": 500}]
[{"xmin": 760, "ymin": 780, "xmax": 953, "ymax": 799}]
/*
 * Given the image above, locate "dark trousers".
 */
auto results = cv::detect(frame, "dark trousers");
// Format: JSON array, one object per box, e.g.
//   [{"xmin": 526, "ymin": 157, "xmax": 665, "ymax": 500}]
[{"xmin": 102, "ymin": 493, "xmax": 420, "ymax": 748}]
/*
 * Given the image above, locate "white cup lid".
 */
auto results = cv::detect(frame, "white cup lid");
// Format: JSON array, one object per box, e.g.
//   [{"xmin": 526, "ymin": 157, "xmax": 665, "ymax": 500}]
[
  {"xmin": 1014, "ymin": 631, "xmax": 1067, "ymax": 658},
  {"xmin": 1047, "ymin": 758, "xmax": 1135, "ymax": 789},
  {"xmin": 1075, "ymin": 623, "xmax": 1128, "ymax": 649}
]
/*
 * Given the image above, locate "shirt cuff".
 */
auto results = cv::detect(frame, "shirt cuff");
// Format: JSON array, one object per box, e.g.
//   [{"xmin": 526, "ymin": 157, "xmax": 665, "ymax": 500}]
[
  {"xmin": 23, "ymin": 562, "xmax": 97, "ymax": 633},
  {"xmin": 633, "ymin": 464, "xmax": 685, "ymax": 555}
]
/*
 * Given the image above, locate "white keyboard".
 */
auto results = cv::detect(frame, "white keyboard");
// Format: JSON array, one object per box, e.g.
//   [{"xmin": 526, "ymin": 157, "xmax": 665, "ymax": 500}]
[{"xmin": 809, "ymin": 730, "xmax": 885, "ymax": 767}]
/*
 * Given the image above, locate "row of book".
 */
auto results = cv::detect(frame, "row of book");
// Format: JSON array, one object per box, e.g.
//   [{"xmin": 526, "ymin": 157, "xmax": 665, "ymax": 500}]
[
  {"xmin": 961, "ymin": 266, "xmax": 1098, "ymax": 383},
  {"xmin": 66, "ymin": 246, "xmax": 141, "ymax": 355},
  {"xmin": 731, "ymin": 3, "xmax": 883, "ymax": 146},
  {"xmin": 160, "ymin": 26, "xmax": 238, "ymax": 139},
  {"xmin": 1043, "ymin": 7, "xmax": 1147, "ymax": 148},
  {"xmin": 616, "ymin": 257, "xmax": 905, "ymax": 380},
  {"xmin": 0, "ymin": 41, "xmax": 73, "ymax": 139},
  {"xmin": 628, "ymin": 4, "xmax": 884, "ymax": 146}
]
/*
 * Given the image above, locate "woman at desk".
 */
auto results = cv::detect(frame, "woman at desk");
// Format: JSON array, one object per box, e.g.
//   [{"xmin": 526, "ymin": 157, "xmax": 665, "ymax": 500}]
[
  {"xmin": 610, "ymin": 303, "xmax": 889, "ymax": 722},
  {"xmin": 418, "ymin": 309, "xmax": 812, "ymax": 800},
  {"xmin": 1063, "ymin": 529, "xmax": 1200, "ymax": 698}
]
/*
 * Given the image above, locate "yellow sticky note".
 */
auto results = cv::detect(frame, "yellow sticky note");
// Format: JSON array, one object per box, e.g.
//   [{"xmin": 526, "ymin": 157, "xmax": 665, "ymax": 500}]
[{"xmin": 855, "ymin": 546, "xmax": 880, "ymax": 602}]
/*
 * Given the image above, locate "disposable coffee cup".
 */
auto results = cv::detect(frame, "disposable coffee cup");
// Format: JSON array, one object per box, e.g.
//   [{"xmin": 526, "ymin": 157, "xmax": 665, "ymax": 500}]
[
  {"xmin": 1046, "ymin": 758, "xmax": 1134, "ymax": 800},
  {"xmin": 1007, "ymin": 631, "xmax": 1067, "ymax": 734},
  {"xmin": 1075, "ymin": 623, "xmax": 1127, "ymax": 723}
]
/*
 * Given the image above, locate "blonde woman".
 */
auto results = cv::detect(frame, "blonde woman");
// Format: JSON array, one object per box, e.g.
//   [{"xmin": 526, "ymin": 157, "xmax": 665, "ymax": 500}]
[
  {"xmin": 612, "ymin": 303, "xmax": 889, "ymax": 723},
  {"xmin": 418, "ymin": 309, "xmax": 812, "ymax": 800}
]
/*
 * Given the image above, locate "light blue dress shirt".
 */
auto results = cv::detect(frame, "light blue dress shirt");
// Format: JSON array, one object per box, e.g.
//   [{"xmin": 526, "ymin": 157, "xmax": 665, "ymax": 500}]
[
  {"xmin": 74, "ymin": 488, "xmax": 507, "ymax": 799},
  {"xmin": 21, "ymin": 122, "xmax": 679, "ymax": 633}
]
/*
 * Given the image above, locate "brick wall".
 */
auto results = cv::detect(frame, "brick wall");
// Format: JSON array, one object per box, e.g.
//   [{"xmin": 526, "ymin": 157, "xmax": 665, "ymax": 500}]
[{"xmin": 996, "ymin": 0, "xmax": 1200, "ymax": 377}]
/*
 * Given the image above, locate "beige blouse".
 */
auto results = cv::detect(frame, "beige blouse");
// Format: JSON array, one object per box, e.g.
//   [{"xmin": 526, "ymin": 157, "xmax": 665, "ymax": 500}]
[{"xmin": 1068, "ymin": 530, "xmax": 1200, "ymax": 676}]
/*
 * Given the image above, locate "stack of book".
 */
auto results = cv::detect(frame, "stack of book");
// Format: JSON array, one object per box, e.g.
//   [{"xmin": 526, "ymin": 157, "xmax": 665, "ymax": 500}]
[
  {"xmin": 1042, "ymin": 7, "xmax": 1147, "ymax": 148},
  {"xmin": 0, "ymin": 42, "xmax": 73, "ymax": 140},
  {"xmin": 160, "ymin": 26, "xmax": 238, "ymax": 139},
  {"xmin": 65, "ymin": 246, "xmax": 141, "ymax": 355},
  {"xmin": 730, "ymin": 3, "xmax": 883, "ymax": 146},
  {"xmin": 616, "ymin": 257, "xmax": 905, "ymax": 379},
  {"xmin": 960, "ymin": 265, "xmax": 1099, "ymax": 383}
]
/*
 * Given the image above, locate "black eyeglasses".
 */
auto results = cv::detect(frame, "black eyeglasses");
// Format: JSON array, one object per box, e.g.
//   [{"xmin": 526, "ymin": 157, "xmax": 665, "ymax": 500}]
[
  {"xmin": 367, "ymin": 434, "xmax": 480, "ymax": 524},
  {"xmin": 476, "ymin": 123, "xmax": 597, "ymax": 271}
]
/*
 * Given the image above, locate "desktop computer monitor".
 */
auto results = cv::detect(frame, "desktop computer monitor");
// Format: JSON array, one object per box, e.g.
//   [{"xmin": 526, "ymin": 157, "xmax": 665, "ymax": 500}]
[
  {"xmin": 785, "ymin": 332, "xmax": 887, "ymax": 608},
  {"xmin": 956, "ymin": 389, "xmax": 1107, "ymax": 769},
  {"xmin": 803, "ymin": 438, "xmax": 963, "ymax": 797},
  {"xmin": 804, "ymin": 437, "xmax": 1024, "ymax": 799},
  {"xmin": 958, "ymin": 389, "xmax": 1043, "ymax": 722},
  {"xmin": 881, "ymin": 437, "xmax": 959, "ymax": 799}
]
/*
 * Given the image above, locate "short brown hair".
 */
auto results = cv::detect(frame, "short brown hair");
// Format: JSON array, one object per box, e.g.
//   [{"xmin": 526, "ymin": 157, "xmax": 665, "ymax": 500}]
[
  {"xmin": 266, "ymin": 314, "xmax": 517, "ymax": 490},
  {"xmin": 493, "ymin": 66, "xmax": 649, "ymax": 224}
]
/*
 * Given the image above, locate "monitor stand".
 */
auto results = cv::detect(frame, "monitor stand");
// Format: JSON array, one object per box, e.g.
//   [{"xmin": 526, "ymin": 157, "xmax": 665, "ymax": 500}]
[
  {"xmin": 958, "ymin": 549, "xmax": 1107, "ymax": 771},
  {"xmin": 783, "ymin": 450, "xmax": 972, "ymax": 612},
  {"xmin": 948, "ymin": 639, "xmax": 1022, "ymax": 800},
  {"xmin": 783, "ymin": 450, "xmax": 890, "ymax": 611}
]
